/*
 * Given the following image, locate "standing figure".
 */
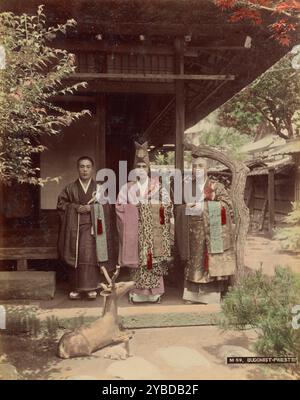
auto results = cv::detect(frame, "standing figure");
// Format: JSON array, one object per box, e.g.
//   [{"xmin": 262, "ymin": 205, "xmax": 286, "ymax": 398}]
[
  {"xmin": 116, "ymin": 142, "xmax": 173, "ymax": 304},
  {"xmin": 176, "ymin": 156, "xmax": 236, "ymax": 304},
  {"xmin": 57, "ymin": 156, "xmax": 116, "ymax": 300}
]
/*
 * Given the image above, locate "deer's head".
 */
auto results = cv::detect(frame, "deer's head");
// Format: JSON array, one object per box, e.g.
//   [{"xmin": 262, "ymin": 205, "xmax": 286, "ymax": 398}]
[{"xmin": 99, "ymin": 265, "xmax": 135, "ymax": 299}]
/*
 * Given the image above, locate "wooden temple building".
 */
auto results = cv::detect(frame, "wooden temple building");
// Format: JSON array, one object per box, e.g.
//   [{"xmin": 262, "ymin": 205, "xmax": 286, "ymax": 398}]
[{"xmin": 0, "ymin": 0, "xmax": 298, "ymax": 296}]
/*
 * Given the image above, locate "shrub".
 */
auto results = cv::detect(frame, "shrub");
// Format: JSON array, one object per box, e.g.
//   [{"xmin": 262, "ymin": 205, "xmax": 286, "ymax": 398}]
[{"xmin": 220, "ymin": 266, "xmax": 300, "ymax": 359}]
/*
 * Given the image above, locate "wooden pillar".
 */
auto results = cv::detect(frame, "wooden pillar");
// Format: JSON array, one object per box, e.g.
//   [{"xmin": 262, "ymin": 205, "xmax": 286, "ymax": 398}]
[
  {"xmin": 174, "ymin": 38, "xmax": 185, "ymax": 172},
  {"xmin": 294, "ymin": 154, "xmax": 300, "ymax": 201},
  {"xmin": 95, "ymin": 94, "xmax": 106, "ymax": 171},
  {"xmin": 268, "ymin": 167, "xmax": 275, "ymax": 237},
  {"xmin": 173, "ymin": 39, "xmax": 186, "ymax": 288},
  {"xmin": 17, "ymin": 259, "xmax": 28, "ymax": 271}
]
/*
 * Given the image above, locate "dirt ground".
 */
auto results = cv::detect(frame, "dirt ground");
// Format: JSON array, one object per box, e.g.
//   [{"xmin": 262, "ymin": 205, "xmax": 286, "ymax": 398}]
[
  {"xmin": 245, "ymin": 234, "xmax": 300, "ymax": 275},
  {"xmin": 0, "ymin": 234, "xmax": 299, "ymax": 381},
  {"xmin": 0, "ymin": 326, "xmax": 298, "ymax": 380},
  {"xmin": 25, "ymin": 233, "xmax": 300, "ymax": 312}
]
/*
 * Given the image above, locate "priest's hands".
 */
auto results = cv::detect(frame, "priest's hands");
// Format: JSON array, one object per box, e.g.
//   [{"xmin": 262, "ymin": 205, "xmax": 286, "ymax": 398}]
[
  {"xmin": 186, "ymin": 203, "xmax": 196, "ymax": 207},
  {"xmin": 78, "ymin": 205, "xmax": 91, "ymax": 214}
]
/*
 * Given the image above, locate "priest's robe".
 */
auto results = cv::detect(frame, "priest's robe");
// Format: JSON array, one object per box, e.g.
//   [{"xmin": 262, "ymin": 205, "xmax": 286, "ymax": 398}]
[
  {"xmin": 116, "ymin": 177, "xmax": 173, "ymax": 299},
  {"xmin": 176, "ymin": 179, "xmax": 236, "ymax": 304},
  {"xmin": 57, "ymin": 179, "xmax": 117, "ymax": 292}
]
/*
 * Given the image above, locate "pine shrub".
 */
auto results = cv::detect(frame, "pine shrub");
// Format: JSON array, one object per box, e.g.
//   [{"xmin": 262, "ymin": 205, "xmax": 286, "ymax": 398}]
[{"xmin": 220, "ymin": 267, "xmax": 300, "ymax": 359}]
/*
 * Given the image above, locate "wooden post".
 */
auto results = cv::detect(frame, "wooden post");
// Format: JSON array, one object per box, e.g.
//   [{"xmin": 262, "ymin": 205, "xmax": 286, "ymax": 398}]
[
  {"xmin": 268, "ymin": 168, "xmax": 275, "ymax": 237},
  {"xmin": 294, "ymin": 154, "xmax": 300, "ymax": 201},
  {"xmin": 174, "ymin": 38, "xmax": 185, "ymax": 288},
  {"xmin": 259, "ymin": 199, "xmax": 268, "ymax": 231},
  {"xmin": 17, "ymin": 259, "xmax": 28, "ymax": 271},
  {"xmin": 95, "ymin": 94, "xmax": 106, "ymax": 171},
  {"xmin": 174, "ymin": 38, "xmax": 185, "ymax": 172}
]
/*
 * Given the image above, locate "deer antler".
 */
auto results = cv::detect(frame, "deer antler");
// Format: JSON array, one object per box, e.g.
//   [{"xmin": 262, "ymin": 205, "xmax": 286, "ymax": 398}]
[
  {"xmin": 100, "ymin": 282, "xmax": 110, "ymax": 291},
  {"xmin": 111, "ymin": 265, "xmax": 120, "ymax": 285},
  {"xmin": 101, "ymin": 266, "xmax": 112, "ymax": 285}
]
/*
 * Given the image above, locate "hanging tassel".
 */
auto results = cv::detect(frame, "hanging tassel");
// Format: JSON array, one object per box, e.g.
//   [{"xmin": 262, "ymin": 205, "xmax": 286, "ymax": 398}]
[
  {"xmin": 159, "ymin": 204, "xmax": 165, "ymax": 225},
  {"xmin": 97, "ymin": 218, "xmax": 103, "ymax": 235},
  {"xmin": 221, "ymin": 206, "xmax": 227, "ymax": 225},
  {"xmin": 203, "ymin": 243, "xmax": 209, "ymax": 272},
  {"xmin": 147, "ymin": 250, "xmax": 153, "ymax": 270}
]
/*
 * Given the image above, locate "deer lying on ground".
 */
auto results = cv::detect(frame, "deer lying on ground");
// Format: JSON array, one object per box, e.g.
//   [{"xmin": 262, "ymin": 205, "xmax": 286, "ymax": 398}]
[{"xmin": 57, "ymin": 265, "xmax": 135, "ymax": 359}]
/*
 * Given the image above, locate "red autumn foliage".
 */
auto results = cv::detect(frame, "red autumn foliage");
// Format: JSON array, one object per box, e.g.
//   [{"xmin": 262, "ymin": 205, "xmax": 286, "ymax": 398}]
[
  {"xmin": 215, "ymin": 0, "xmax": 237, "ymax": 10},
  {"xmin": 229, "ymin": 8, "xmax": 262, "ymax": 24},
  {"xmin": 275, "ymin": 0, "xmax": 300, "ymax": 12},
  {"xmin": 215, "ymin": 0, "xmax": 300, "ymax": 46}
]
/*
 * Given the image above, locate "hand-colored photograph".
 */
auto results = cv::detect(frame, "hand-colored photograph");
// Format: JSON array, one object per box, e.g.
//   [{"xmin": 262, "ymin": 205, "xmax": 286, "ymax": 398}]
[{"xmin": 0, "ymin": 0, "xmax": 299, "ymax": 382}]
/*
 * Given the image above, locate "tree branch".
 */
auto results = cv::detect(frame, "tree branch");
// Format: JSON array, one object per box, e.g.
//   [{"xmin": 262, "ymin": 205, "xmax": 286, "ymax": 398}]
[{"xmin": 235, "ymin": 1, "xmax": 300, "ymax": 19}]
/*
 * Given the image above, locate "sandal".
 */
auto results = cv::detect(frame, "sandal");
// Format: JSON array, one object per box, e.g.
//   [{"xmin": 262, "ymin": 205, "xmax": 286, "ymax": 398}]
[
  {"xmin": 69, "ymin": 291, "xmax": 81, "ymax": 300},
  {"xmin": 87, "ymin": 290, "xmax": 97, "ymax": 300}
]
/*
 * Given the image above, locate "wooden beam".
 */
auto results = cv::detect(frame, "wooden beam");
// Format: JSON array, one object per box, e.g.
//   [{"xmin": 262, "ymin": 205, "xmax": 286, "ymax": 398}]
[
  {"xmin": 66, "ymin": 80, "xmax": 175, "ymax": 94},
  {"xmin": 54, "ymin": 40, "xmax": 175, "ymax": 55},
  {"xmin": 69, "ymin": 73, "xmax": 235, "ymax": 81},
  {"xmin": 187, "ymin": 52, "xmax": 240, "ymax": 113},
  {"xmin": 95, "ymin": 94, "xmax": 106, "ymax": 171},
  {"xmin": 59, "ymin": 21, "xmax": 255, "ymax": 38},
  {"xmin": 53, "ymin": 40, "xmax": 251, "ymax": 56},
  {"xmin": 0, "ymin": 247, "xmax": 58, "ymax": 260},
  {"xmin": 188, "ymin": 80, "xmax": 229, "ymax": 115},
  {"xmin": 187, "ymin": 52, "xmax": 240, "ymax": 126},
  {"xmin": 143, "ymin": 99, "xmax": 174, "ymax": 138},
  {"xmin": 268, "ymin": 168, "xmax": 275, "ymax": 237},
  {"xmin": 51, "ymin": 95, "xmax": 96, "ymax": 103}
]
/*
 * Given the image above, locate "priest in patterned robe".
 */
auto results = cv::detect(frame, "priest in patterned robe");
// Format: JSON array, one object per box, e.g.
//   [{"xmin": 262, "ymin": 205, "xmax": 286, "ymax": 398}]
[
  {"xmin": 176, "ymin": 156, "xmax": 236, "ymax": 304},
  {"xmin": 116, "ymin": 142, "xmax": 173, "ymax": 303},
  {"xmin": 57, "ymin": 156, "xmax": 116, "ymax": 300}
]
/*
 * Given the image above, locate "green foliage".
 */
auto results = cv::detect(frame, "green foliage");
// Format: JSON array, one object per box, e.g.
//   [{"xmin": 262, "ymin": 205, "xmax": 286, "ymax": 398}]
[
  {"xmin": 197, "ymin": 127, "xmax": 250, "ymax": 161},
  {"xmin": 220, "ymin": 267, "xmax": 300, "ymax": 358},
  {"xmin": 153, "ymin": 151, "xmax": 175, "ymax": 166},
  {"xmin": 275, "ymin": 201, "xmax": 300, "ymax": 251},
  {"xmin": 218, "ymin": 52, "xmax": 300, "ymax": 139},
  {"xmin": 0, "ymin": 6, "xmax": 90, "ymax": 185},
  {"xmin": 186, "ymin": 111, "xmax": 251, "ymax": 161}
]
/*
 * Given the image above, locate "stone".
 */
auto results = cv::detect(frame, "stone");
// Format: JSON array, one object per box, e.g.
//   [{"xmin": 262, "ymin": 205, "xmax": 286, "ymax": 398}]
[
  {"xmin": 156, "ymin": 346, "xmax": 211, "ymax": 369},
  {"xmin": 106, "ymin": 356, "xmax": 164, "ymax": 380},
  {"xmin": 0, "ymin": 363, "xmax": 20, "ymax": 380},
  {"xmin": 218, "ymin": 345, "xmax": 256, "ymax": 363},
  {"xmin": 67, "ymin": 375, "xmax": 98, "ymax": 380},
  {"xmin": 103, "ymin": 344, "xmax": 129, "ymax": 360}
]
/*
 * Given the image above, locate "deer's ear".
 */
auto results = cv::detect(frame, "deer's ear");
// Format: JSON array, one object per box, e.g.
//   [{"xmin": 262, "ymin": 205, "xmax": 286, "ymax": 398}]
[{"xmin": 100, "ymin": 289, "xmax": 111, "ymax": 297}]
